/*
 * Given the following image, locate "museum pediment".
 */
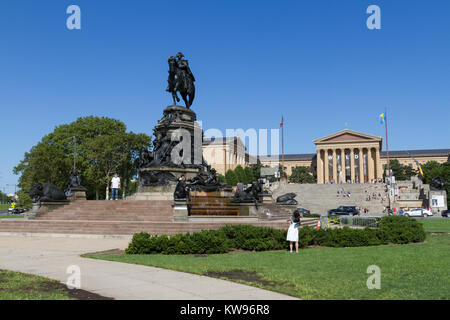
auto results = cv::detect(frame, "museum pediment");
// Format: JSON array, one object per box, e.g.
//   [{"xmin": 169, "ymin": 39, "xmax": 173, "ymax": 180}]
[{"xmin": 314, "ymin": 129, "xmax": 381, "ymax": 145}]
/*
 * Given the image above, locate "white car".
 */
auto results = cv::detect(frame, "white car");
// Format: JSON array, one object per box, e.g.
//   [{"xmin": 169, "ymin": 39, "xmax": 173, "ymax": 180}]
[{"xmin": 403, "ymin": 208, "xmax": 433, "ymax": 217}]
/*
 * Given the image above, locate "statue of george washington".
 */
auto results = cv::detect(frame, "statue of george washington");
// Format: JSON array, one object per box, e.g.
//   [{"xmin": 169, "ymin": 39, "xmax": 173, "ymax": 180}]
[{"xmin": 166, "ymin": 52, "xmax": 196, "ymax": 108}]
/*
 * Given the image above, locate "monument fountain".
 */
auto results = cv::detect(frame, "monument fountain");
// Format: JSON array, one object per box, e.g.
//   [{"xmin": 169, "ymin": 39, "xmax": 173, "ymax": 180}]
[{"xmin": 129, "ymin": 52, "xmax": 264, "ymax": 219}]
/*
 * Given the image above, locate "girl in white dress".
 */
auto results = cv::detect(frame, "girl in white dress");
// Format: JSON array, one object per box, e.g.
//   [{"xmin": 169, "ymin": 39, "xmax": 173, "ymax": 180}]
[{"xmin": 286, "ymin": 210, "xmax": 301, "ymax": 253}]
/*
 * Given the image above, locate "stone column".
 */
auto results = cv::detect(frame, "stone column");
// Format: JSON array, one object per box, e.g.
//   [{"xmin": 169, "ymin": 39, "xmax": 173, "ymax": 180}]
[
  {"xmin": 359, "ymin": 148, "xmax": 364, "ymax": 183},
  {"xmin": 317, "ymin": 149, "xmax": 323, "ymax": 184},
  {"xmin": 375, "ymin": 147, "xmax": 382, "ymax": 179},
  {"xmin": 368, "ymin": 148, "xmax": 374, "ymax": 182},
  {"xmin": 332, "ymin": 149, "xmax": 337, "ymax": 183},
  {"xmin": 324, "ymin": 149, "xmax": 329, "ymax": 183},
  {"xmin": 350, "ymin": 148, "xmax": 355, "ymax": 183},
  {"xmin": 340, "ymin": 149, "xmax": 346, "ymax": 183}
]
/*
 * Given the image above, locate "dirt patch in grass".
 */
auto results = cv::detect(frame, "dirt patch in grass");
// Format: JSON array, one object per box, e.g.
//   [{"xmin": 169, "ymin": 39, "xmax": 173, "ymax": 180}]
[
  {"xmin": 0, "ymin": 269, "xmax": 113, "ymax": 300},
  {"xmin": 203, "ymin": 270, "xmax": 287, "ymax": 288}
]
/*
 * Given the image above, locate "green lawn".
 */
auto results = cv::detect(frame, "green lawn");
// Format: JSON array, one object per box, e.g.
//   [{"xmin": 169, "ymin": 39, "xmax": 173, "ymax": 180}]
[
  {"xmin": 419, "ymin": 218, "xmax": 450, "ymax": 233},
  {"xmin": 88, "ymin": 219, "xmax": 450, "ymax": 300},
  {"xmin": 0, "ymin": 215, "xmax": 24, "ymax": 219},
  {"xmin": 0, "ymin": 204, "xmax": 10, "ymax": 210},
  {"xmin": 0, "ymin": 270, "xmax": 76, "ymax": 300}
]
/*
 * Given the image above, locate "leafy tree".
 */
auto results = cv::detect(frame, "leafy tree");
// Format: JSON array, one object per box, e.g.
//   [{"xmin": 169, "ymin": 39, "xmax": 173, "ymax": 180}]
[
  {"xmin": 225, "ymin": 169, "xmax": 238, "ymax": 187},
  {"xmin": 386, "ymin": 159, "xmax": 417, "ymax": 181},
  {"xmin": 234, "ymin": 165, "xmax": 246, "ymax": 183},
  {"xmin": 289, "ymin": 166, "xmax": 316, "ymax": 184},
  {"xmin": 14, "ymin": 116, "xmax": 151, "ymax": 202},
  {"xmin": 244, "ymin": 166, "xmax": 255, "ymax": 183},
  {"xmin": 421, "ymin": 161, "xmax": 450, "ymax": 207},
  {"xmin": 421, "ymin": 161, "xmax": 443, "ymax": 184},
  {"xmin": 249, "ymin": 159, "xmax": 264, "ymax": 179},
  {"xmin": 217, "ymin": 174, "xmax": 226, "ymax": 184}
]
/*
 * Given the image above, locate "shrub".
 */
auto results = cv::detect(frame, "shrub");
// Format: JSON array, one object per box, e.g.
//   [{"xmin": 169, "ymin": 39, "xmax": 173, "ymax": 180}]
[
  {"xmin": 125, "ymin": 217, "xmax": 426, "ymax": 255},
  {"xmin": 378, "ymin": 216, "xmax": 426, "ymax": 244},
  {"xmin": 302, "ymin": 213, "xmax": 321, "ymax": 218}
]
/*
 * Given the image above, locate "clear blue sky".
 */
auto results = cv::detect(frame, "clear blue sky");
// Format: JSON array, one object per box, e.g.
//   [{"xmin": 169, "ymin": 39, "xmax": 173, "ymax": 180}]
[{"xmin": 1, "ymin": 0, "xmax": 449, "ymax": 193}]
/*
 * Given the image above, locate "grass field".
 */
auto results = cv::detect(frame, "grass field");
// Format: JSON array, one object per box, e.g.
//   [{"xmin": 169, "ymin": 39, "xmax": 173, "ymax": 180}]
[
  {"xmin": 0, "ymin": 215, "xmax": 24, "ymax": 219},
  {"xmin": 0, "ymin": 269, "xmax": 76, "ymax": 300},
  {"xmin": 0, "ymin": 269, "xmax": 113, "ymax": 300},
  {"xmin": 419, "ymin": 218, "xmax": 450, "ymax": 233},
  {"xmin": 0, "ymin": 204, "xmax": 10, "ymax": 210},
  {"xmin": 88, "ymin": 219, "xmax": 450, "ymax": 300}
]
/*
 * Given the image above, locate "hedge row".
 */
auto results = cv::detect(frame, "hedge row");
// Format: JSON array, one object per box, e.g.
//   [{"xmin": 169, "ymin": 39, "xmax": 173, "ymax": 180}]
[{"xmin": 125, "ymin": 216, "xmax": 426, "ymax": 255}]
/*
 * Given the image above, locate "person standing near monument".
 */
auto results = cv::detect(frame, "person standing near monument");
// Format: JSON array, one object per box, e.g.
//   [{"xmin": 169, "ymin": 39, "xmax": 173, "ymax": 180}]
[
  {"xmin": 286, "ymin": 210, "xmax": 301, "ymax": 253},
  {"xmin": 110, "ymin": 173, "xmax": 121, "ymax": 200}
]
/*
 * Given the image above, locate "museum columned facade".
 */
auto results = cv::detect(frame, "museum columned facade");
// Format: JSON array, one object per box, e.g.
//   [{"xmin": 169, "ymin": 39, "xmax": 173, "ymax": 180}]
[
  {"xmin": 204, "ymin": 129, "xmax": 450, "ymax": 183},
  {"xmin": 314, "ymin": 130, "xmax": 383, "ymax": 184}
]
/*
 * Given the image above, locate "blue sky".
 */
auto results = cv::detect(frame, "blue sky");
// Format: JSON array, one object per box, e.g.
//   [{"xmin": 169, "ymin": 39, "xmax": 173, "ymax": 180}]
[{"xmin": 1, "ymin": 0, "xmax": 449, "ymax": 192}]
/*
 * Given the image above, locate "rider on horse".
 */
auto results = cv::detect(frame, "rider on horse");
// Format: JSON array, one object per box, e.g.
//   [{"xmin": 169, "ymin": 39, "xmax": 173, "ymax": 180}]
[{"xmin": 166, "ymin": 52, "xmax": 196, "ymax": 108}]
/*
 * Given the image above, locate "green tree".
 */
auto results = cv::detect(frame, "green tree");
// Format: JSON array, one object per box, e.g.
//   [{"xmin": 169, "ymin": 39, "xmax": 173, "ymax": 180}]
[
  {"xmin": 249, "ymin": 159, "xmax": 263, "ymax": 179},
  {"xmin": 225, "ymin": 169, "xmax": 238, "ymax": 187},
  {"xmin": 421, "ymin": 161, "xmax": 450, "ymax": 207},
  {"xmin": 421, "ymin": 161, "xmax": 442, "ymax": 184},
  {"xmin": 234, "ymin": 165, "xmax": 246, "ymax": 183},
  {"xmin": 386, "ymin": 159, "xmax": 417, "ymax": 181},
  {"xmin": 289, "ymin": 166, "xmax": 316, "ymax": 183},
  {"xmin": 14, "ymin": 116, "xmax": 151, "ymax": 202},
  {"xmin": 244, "ymin": 166, "xmax": 255, "ymax": 183},
  {"xmin": 217, "ymin": 173, "xmax": 226, "ymax": 184}
]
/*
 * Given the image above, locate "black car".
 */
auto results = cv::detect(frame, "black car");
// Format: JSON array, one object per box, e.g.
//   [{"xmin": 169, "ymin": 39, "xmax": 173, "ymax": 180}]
[
  {"xmin": 442, "ymin": 209, "xmax": 450, "ymax": 218},
  {"xmin": 296, "ymin": 208, "xmax": 311, "ymax": 215},
  {"xmin": 328, "ymin": 206, "xmax": 360, "ymax": 216}
]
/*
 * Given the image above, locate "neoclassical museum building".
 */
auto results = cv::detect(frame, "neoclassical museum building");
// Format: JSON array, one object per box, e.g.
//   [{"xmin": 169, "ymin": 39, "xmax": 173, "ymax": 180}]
[{"xmin": 203, "ymin": 129, "xmax": 450, "ymax": 183}]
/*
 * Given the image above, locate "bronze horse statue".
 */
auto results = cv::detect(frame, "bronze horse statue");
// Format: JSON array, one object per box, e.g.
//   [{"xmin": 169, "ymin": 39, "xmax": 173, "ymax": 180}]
[{"xmin": 166, "ymin": 53, "xmax": 195, "ymax": 108}]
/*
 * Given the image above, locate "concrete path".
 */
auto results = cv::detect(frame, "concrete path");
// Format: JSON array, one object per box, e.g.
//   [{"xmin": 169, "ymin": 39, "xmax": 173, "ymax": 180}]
[{"xmin": 0, "ymin": 234, "xmax": 297, "ymax": 300}]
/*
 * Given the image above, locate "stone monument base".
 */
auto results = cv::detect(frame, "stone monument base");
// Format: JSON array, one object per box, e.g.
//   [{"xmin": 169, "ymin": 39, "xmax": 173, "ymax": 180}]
[{"xmin": 67, "ymin": 187, "xmax": 87, "ymax": 201}]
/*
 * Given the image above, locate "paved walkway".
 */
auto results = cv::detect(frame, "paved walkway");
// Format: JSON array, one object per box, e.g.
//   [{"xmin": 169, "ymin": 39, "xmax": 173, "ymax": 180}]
[{"xmin": 0, "ymin": 234, "xmax": 296, "ymax": 300}]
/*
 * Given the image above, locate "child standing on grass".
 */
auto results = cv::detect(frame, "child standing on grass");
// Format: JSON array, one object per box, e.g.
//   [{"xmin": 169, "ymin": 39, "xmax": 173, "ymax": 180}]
[{"xmin": 286, "ymin": 210, "xmax": 301, "ymax": 253}]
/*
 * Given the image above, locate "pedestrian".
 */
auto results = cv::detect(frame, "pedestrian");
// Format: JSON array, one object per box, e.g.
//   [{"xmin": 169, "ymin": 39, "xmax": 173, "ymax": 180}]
[
  {"xmin": 236, "ymin": 181, "xmax": 244, "ymax": 192},
  {"xmin": 286, "ymin": 209, "xmax": 301, "ymax": 253},
  {"xmin": 110, "ymin": 172, "xmax": 121, "ymax": 200}
]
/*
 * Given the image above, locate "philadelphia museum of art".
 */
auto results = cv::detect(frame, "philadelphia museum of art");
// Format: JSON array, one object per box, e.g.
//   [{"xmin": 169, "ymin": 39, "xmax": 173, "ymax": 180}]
[{"xmin": 202, "ymin": 129, "xmax": 450, "ymax": 184}]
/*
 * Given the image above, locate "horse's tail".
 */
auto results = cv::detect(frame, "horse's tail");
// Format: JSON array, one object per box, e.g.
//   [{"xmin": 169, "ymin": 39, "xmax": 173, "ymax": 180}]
[{"xmin": 189, "ymin": 86, "xmax": 195, "ymax": 107}]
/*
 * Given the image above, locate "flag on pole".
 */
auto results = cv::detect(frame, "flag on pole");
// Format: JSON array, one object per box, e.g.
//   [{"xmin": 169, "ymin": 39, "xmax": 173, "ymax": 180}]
[
  {"xmin": 280, "ymin": 116, "xmax": 284, "ymax": 127},
  {"xmin": 379, "ymin": 113, "xmax": 385, "ymax": 124}
]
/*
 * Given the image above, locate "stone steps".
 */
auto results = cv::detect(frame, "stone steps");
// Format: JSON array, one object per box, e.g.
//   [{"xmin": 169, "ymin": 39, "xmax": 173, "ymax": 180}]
[
  {"xmin": 0, "ymin": 220, "xmax": 289, "ymax": 236},
  {"xmin": 272, "ymin": 183, "xmax": 388, "ymax": 214},
  {"xmin": 36, "ymin": 200, "xmax": 174, "ymax": 221}
]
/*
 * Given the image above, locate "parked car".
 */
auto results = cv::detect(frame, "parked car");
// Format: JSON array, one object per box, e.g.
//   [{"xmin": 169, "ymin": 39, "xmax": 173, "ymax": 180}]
[
  {"xmin": 296, "ymin": 208, "xmax": 310, "ymax": 215},
  {"xmin": 441, "ymin": 209, "xmax": 449, "ymax": 218},
  {"xmin": 403, "ymin": 208, "xmax": 433, "ymax": 217},
  {"xmin": 327, "ymin": 206, "xmax": 360, "ymax": 216},
  {"xmin": 8, "ymin": 208, "xmax": 25, "ymax": 214}
]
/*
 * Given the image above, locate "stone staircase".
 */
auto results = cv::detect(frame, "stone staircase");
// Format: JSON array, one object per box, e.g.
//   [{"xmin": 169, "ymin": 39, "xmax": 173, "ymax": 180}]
[
  {"xmin": 0, "ymin": 219, "xmax": 288, "ymax": 236},
  {"xmin": 0, "ymin": 199, "xmax": 290, "ymax": 236},
  {"xmin": 272, "ymin": 183, "xmax": 388, "ymax": 215},
  {"xmin": 34, "ymin": 200, "xmax": 174, "ymax": 222}
]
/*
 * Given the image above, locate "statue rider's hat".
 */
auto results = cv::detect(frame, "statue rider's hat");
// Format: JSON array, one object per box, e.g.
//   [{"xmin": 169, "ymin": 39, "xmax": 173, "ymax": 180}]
[{"xmin": 176, "ymin": 52, "xmax": 184, "ymax": 58}]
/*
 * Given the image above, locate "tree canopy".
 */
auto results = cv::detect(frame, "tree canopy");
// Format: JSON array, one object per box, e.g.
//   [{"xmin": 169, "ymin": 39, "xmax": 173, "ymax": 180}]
[
  {"xmin": 386, "ymin": 159, "xmax": 417, "ymax": 181},
  {"xmin": 289, "ymin": 166, "xmax": 316, "ymax": 184},
  {"xmin": 14, "ymin": 116, "xmax": 151, "ymax": 205}
]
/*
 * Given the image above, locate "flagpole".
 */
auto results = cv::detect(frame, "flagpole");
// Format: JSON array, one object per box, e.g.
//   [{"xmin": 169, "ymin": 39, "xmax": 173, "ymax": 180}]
[
  {"xmin": 385, "ymin": 108, "xmax": 390, "ymax": 177},
  {"xmin": 385, "ymin": 107, "xmax": 391, "ymax": 209},
  {"xmin": 281, "ymin": 116, "xmax": 285, "ymax": 182}
]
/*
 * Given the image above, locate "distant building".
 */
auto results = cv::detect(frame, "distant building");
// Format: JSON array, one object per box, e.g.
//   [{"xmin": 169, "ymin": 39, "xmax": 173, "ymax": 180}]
[{"xmin": 203, "ymin": 129, "xmax": 450, "ymax": 182}]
